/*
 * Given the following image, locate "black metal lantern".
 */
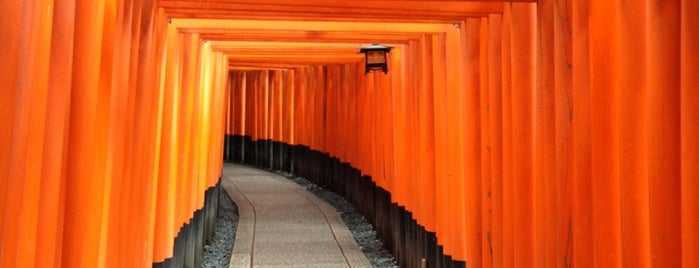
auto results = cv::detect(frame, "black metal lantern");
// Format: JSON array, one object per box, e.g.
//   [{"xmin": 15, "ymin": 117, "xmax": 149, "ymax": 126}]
[{"xmin": 359, "ymin": 44, "xmax": 392, "ymax": 74}]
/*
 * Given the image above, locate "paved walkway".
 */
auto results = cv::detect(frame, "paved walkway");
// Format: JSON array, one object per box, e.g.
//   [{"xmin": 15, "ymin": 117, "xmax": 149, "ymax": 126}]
[{"xmin": 221, "ymin": 163, "xmax": 371, "ymax": 268}]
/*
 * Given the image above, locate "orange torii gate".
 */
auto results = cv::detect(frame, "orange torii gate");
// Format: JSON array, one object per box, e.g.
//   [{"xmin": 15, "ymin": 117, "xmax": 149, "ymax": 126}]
[{"xmin": 1, "ymin": 0, "xmax": 698, "ymax": 267}]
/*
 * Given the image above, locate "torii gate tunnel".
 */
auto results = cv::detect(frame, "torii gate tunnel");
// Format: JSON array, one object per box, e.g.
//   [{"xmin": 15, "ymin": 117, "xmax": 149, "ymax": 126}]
[{"xmin": 1, "ymin": 0, "xmax": 698, "ymax": 267}]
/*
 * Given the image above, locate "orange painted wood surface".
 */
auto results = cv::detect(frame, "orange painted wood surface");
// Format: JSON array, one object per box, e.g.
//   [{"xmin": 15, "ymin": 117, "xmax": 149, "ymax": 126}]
[
  {"xmin": 681, "ymin": 2, "xmax": 699, "ymax": 267},
  {"xmin": 1, "ymin": 0, "xmax": 697, "ymax": 266},
  {"xmin": 220, "ymin": 1, "xmax": 697, "ymax": 266},
  {"xmin": 1, "ymin": 1, "xmax": 228, "ymax": 266},
  {"xmin": 589, "ymin": 1, "xmax": 623, "ymax": 266},
  {"xmin": 510, "ymin": 3, "xmax": 536, "ymax": 266},
  {"xmin": 646, "ymin": 2, "xmax": 682, "ymax": 266},
  {"xmin": 570, "ymin": 1, "xmax": 593, "ymax": 267}
]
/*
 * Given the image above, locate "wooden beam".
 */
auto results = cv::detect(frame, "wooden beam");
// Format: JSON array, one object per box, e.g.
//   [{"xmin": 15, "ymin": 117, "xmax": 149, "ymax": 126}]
[
  {"xmin": 172, "ymin": 18, "xmax": 451, "ymax": 33},
  {"xmin": 191, "ymin": 29, "xmax": 428, "ymax": 44},
  {"xmin": 159, "ymin": 0, "xmax": 503, "ymax": 21}
]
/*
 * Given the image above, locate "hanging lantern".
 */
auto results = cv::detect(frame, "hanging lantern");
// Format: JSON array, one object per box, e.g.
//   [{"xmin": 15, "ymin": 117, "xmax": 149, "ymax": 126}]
[{"xmin": 359, "ymin": 44, "xmax": 392, "ymax": 74}]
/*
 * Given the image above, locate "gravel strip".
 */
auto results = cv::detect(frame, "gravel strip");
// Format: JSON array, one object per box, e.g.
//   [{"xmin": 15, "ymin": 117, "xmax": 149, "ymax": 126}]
[{"xmin": 202, "ymin": 188, "xmax": 238, "ymax": 268}]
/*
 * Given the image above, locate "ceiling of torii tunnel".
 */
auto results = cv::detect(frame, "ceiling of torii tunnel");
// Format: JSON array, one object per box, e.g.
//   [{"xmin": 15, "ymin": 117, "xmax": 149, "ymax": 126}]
[{"xmin": 161, "ymin": 0, "xmax": 511, "ymax": 72}]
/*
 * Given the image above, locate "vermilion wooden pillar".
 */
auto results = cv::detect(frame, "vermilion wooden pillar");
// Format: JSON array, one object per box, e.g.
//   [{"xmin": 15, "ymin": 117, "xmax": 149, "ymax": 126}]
[
  {"xmin": 391, "ymin": 45, "xmax": 409, "ymax": 209},
  {"xmin": 430, "ymin": 31, "xmax": 450, "ymax": 258},
  {"xmin": 535, "ymin": 0, "xmax": 557, "ymax": 266},
  {"xmin": 153, "ymin": 19, "xmax": 180, "ymax": 264},
  {"xmin": 462, "ymin": 17, "xmax": 482, "ymax": 267},
  {"xmin": 417, "ymin": 34, "xmax": 436, "ymax": 233},
  {"xmin": 551, "ymin": 1, "xmax": 574, "ymax": 266},
  {"xmin": 403, "ymin": 41, "xmax": 421, "ymax": 221},
  {"xmin": 37, "ymin": 0, "xmax": 76, "ymax": 266},
  {"xmin": 103, "ymin": 0, "xmax": 127, "ymax": 264},
  {"xmin": 616, "ymin": 1, "xmax": 651, "ymax": 267},
  {"xmin": 63, "ymin": 1, "xmax": 109, "ymax": 266},
  {"xmin": 477, "ymin": 17, "xmax": 491, "ymax": 268},
  {"xmin": 0, "ymin": 0, "xmax": 21, "ymax": 189},
  {"xmin": 509, "ymin": 3, "xmax": 536, "ymax": 267},
  {"xmin": 589, "ymin": 0, "xmax": 623, "ymax": 266},
  {"xmin": 283, "ymin": 69, "xmax": 295, "ymax": 145},
  {"xmin": 486, "ymin": 13, "xmax": 503, "ymax": 268},
  {"xmin": 500, "ymin": 5, "xmax": 515, "ymax": 266},
  {"xmin": 681, "ymin": 1, "xmax": 699, "ymax": 267},
  {"xmin": 378, "ymin": 59, "xmax": 396, "ymax": 193},
  {"xmin": 159, "ymin": 18, "xmax": 179, "ymax": 262},
  {"xmin": 570, "ymin": 0, "xmax": 594, "ymax": 266},
  {"xmin": 1, "ymin": 0, "xmax": 55, "ymax": 265},
  {"xmin": 647, "ymin": 1, "xmax": 682, "ymax": 266}
]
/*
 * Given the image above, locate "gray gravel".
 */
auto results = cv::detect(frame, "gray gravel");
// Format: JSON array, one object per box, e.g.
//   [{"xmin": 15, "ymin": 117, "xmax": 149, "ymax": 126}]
[
  {"xmin": 202, "ymin": 188, "xmax": 238, "ymax": 268},
  {"xmin": 202, "ymin": 171, "xmax": 397, "ymax": 268}
]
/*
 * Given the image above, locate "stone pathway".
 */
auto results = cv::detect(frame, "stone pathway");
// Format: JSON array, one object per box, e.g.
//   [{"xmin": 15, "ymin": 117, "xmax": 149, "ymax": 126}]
[{"xmin": 222, "ymin": 163, "xmax": 371, "ymax": 268}]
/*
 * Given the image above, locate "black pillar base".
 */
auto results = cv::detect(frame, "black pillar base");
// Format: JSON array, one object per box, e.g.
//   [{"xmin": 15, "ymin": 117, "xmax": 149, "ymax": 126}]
[{"xmin": 152, "ymin": 181, "xmax": 221, "ymax": 268}]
